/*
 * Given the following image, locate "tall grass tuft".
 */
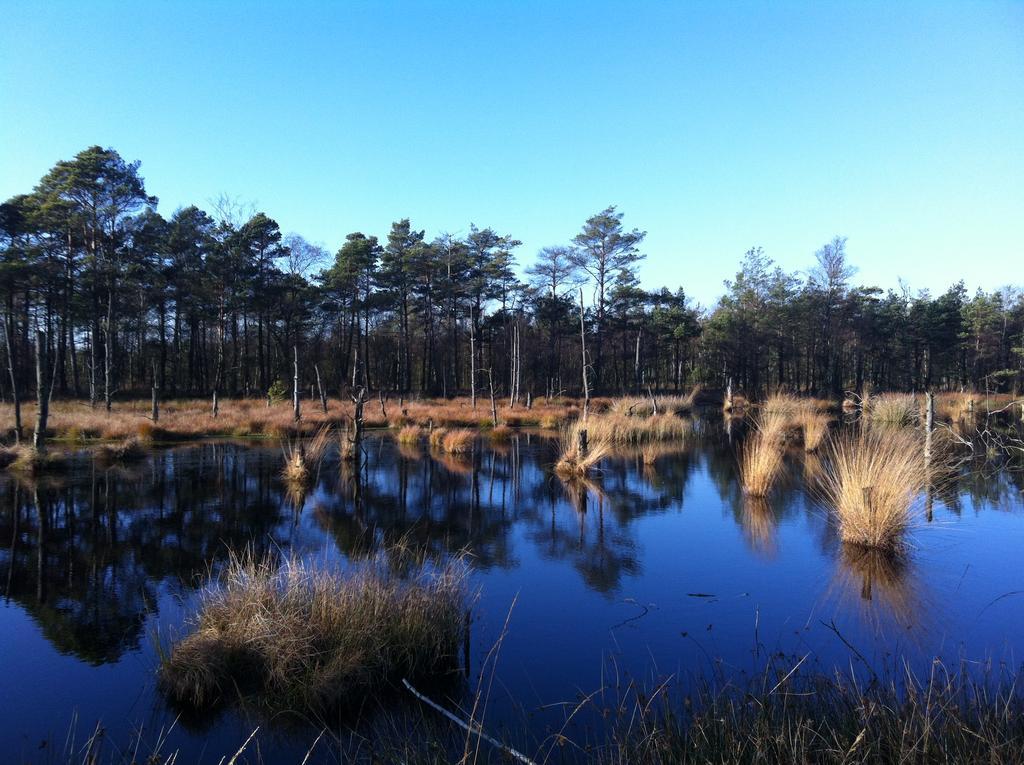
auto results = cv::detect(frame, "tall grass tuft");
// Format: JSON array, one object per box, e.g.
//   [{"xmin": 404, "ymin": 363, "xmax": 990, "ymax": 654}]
[
  {"xmin": 427, "ymin": 426, "xmax": 448, "ymax": 449},
  {"xmin": 555, "ymin": 419, "xmax": 612, "ymax": 477},
  {"xmin": 281, "ymin": 425, "xmax": 332, "ymax": 484},
  {"xmin": 158, "ymin": 548, "xmax": 467, "ymax": 714},
  {"xmin": 819, "ymin": 428, "xmax": 928, "ymax": 550},
  {"xmin": 867, "ymin": 393, "xmax": 920, "ymax": 427},
  {"xmin": 739, "ymin": 428, "xmax": 785, "ymax": 497},
  {"xmin": 397, "ymin": 425, "xmax": 423, "ymax": 445},
  {"xmin": 440, "ymin": 429, "xmax": 475, "ymax": 454},
  {"xmin": 797, "ymin": 411, "xmax": 831, "ymax": 452}
]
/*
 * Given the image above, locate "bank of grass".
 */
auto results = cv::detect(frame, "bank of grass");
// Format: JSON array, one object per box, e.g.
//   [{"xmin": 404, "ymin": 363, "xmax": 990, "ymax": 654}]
[
  {"xmin": 93, "ymin": 437, "xmax": 147, "ymax": 465},
  {"xmin": 0, "ymin": 444, "xmax": 68, "ymax": 474},
  {"xmin": 590, "ymin": 657, "xmax": 1024, "ymax": 765},
  {"xmin": 159, "ymin": 548, "xmax": 467, "ymax": 715},
  {"xmin": 93, "ymin": 652, "xmax": 1024, "ymax": 763},
  {"xmin": 819, "ymin": 428, "xmax": 929, "ymax": 550}
]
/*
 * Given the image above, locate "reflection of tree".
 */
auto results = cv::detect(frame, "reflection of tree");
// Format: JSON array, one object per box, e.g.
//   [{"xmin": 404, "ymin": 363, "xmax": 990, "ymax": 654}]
[{"xmin": 0, "ymin": 444, "xmax": 288, "ymax": 664}]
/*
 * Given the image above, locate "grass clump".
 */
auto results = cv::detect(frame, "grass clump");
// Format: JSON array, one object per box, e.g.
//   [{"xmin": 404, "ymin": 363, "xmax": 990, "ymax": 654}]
[
  {"xmin": 94, "ymin": 437, "xmax": 148, "ymax": 465},
  {"xmin": 396, "ymin": 425, "xmax": 423, "ymax": 445},
  {"xmin": 867, "ymin": 393, "xmax": 919, "ymax": 427},
  {"xmin": 555, "ymin": 419, "xmax": 612, "ymax": 477},
  {"xmin": 441, "ymin": 429, "xmax": 475, "ymax": 454},
  {"xmin": 488, "ymin": 424, "xmax": 512, "ymax": 442},
  {"xmin": 738, "ymin": 426, "xmax": 785, "ymax": 497},
  {"xmin": 1, "ymin": 445, "xmax": 67, "ymax": 474},
  {"xmin": 819, "ymin": 428, "xmax": 928, "ymax": 550},
  {"xmin": 796, "ymin": 411, "xmax": 831, "ymax": 452},
  {"xmin": 427, "ymin": 426, "xmax": 448, "ymax": 449},
  {"xmin": 158, "ymin": 549, "xmax": 467, "ymax": 714},
  {"xmin": 281, "ymin": 425, "xmax": 332, "ymax": 484}
]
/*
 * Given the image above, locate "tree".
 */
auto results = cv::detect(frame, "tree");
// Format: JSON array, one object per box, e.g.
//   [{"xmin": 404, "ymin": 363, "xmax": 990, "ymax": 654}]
[{"xmin": 570, "ymin": 206, "xmax": 646, "ymax": 388}]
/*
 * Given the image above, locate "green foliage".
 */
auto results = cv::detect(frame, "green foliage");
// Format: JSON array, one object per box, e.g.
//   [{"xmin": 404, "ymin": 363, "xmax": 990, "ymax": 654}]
[{"xmin": 267, "ymin": 379, "xmax": 288, "ymax": 403}]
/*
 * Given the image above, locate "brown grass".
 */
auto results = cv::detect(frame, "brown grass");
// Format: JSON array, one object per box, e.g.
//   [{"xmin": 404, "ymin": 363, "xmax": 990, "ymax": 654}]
[
  {"xmin": 281, "ymin": 425, "xmax": 333, "ymax": 484},
  {"xmin": 396, "ymin": 425, "xmax": 423, "ymax": 445},
  {"xmin": 488, "ymin": 424, "xmax": 512, "ymax": 442},
  {"xmin": 796, "ymin": 411, "xmax": 832, "ymax": 452},
  {"xmin": 94, "ymin": 437, "xmax": 148, "ymax": 464},
  {"xmin": 427, "ymin": 426, "xmax": 448, "ymax": 449},
  {"xmin": 866, "ymin": 393, "xmax": 919, "ymax": 427},
  {"xmin": 555, "ymin": 419, "xmax": 613, "ymax": 477},
  {"xmin": 1, "ymin": 445, "xmax": 68, "ymax": 475},
  {"xmin": 158, "ymin": 548, "xmax": 466, "ymax": 714},
  {"xmin": 440, "ymin": 429, "xmax": 475, "ymax": 454},
  {"xmin": 819, "ymin": 428, "xmax": 928, "ymax": 550},
  {"xmin": 739, "ymin": 430, "xmax": 785, "ymax": 497}
]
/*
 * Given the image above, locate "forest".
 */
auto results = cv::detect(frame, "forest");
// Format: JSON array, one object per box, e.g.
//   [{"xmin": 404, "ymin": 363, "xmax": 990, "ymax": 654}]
[{"xmin": 1, "ymin": 145, "xmax": 1022, "ymax": 410}]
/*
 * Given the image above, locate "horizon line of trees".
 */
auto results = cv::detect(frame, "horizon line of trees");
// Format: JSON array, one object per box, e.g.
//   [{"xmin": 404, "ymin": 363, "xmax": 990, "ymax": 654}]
[{"xmin": 1, "ymin": 145, "xmax": 1022, "ymax": 415}]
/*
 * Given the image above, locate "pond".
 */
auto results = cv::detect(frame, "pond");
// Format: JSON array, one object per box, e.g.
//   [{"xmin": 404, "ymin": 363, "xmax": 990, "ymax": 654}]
[{"xmin": 1, "ymin": 415, "xmax": 1023, "ymax": 762}]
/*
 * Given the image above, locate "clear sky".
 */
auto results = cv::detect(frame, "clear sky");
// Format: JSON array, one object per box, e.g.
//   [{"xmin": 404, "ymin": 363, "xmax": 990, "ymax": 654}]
[{"xmin": 1, "ymin": 1, "xmax": 1021, "ymax": 306}]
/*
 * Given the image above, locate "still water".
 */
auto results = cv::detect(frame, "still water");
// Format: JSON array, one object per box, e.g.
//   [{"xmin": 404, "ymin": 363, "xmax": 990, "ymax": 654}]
[{"xmin": 1, "ymin": 418, "xmax": 1023, "ymax": 762}]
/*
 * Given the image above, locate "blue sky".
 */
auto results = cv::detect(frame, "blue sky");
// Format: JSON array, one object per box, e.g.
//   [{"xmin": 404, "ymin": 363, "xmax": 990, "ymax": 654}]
[{"xmin": 1, "ymin": 1, "xmax": 1021, "ymax": 306}]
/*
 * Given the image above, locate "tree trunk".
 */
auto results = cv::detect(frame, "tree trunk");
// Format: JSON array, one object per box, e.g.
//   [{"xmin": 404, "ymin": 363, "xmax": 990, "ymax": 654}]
[{"xmin": 33, "ymin": 330, "xmax": 49, "ymax": 451}]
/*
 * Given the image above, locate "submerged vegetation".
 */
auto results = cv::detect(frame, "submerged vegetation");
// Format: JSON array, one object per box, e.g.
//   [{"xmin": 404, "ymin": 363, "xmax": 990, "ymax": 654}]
[{"xmin": 159, "ymin": 548, "xmax": 467, "ymax": 715}]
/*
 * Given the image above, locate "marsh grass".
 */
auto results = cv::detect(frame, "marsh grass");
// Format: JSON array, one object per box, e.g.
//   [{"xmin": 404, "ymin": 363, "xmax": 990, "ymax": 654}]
[
  {"xmin": 867, "ymin": 393, "xmax": 920, "ymax": 427},
  {"xmin": 555, "ymin": 419, "xmax": 613, "ymax": 477},
  {"xmin": 158, "ymin": 547, "xmax": 467, "ymax": 715},
  {"xmin": 93, "ymin": 437, "xmax": 148, "ymax": 465},
  {"xmin": 819, "ymin": 428, "xmax": 928, "ymax": 550},
  {"xmin": 796, "ymin": 410, "xmax": 832, "ymax": 451},
  {"xmin": 0, "ymin": 445, "xmax": 68, "ymax": 474},
  {"xmin": 607, "ymin": 386, "xmax": 702, "ymax": 417},
  {"xmin": 440, "ymin": 429, "xmax": 475, "ymax": 454},
  {"xmin": 397, "ymin": 425, "xmax": 424, "ymax": 445},
  {"xmin": 586, "ymin": 656, "xmax": 1024, "ymax": 765},
  {"xmin": 281, "ymin": 425, "xmax": 333, "ymax": 484},
  {"xmin": 738, "ymin": 429, "xmax": 785, "ymax": 497},
  {"xmin": 427, "ymin": 426, "xmax": 448, "ymax": 449}
]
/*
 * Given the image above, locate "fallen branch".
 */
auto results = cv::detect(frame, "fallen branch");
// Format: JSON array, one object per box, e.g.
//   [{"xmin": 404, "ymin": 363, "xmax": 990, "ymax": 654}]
[{"xmin": 402, "ymin": 678, "xmax": 537, "ymax": 765}]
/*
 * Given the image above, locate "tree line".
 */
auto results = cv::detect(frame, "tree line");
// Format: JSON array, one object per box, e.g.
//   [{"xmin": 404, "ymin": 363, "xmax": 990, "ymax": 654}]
[{"xmin": 1, "ymin": 145, "xmax": 1021, "ymax": 412}]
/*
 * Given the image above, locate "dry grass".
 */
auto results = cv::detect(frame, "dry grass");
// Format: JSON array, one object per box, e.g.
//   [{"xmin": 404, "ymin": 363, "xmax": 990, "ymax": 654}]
[
  {"xmin": 796, "ymin": 411, "xmax": 832, "ymax": 452},
  {"xmin": 440, "ymin": 429, "xmax": 475, "ymax": 454},
  {"xmin": 738, "ymin": 427, "xmax": 785, "ymax": 497},
  {"xmin": 607, "ymin": 386, "xmax": 702, "ymax": 417},
  {"xmin": 396, "ymin": 425, "xmax": 423, "ymax": 445},
  {"xmin": 582, "ymin": 412, "xmax": 692, "ymax": 445},
  {"xmin": 554, "ymin": 419, "xmax": 613, "ymax": 477},
  {"xmin": 0, "ymin": 444, "xmax": 68, "ymax": 474},
  {"xmin": 93, "ymin": 437, "xmax": 147, "ymax": 464},
  {"xmin": 935, "ymin": 391, "xmax": 979, "ymax": 421},
  {"xmin": 488, "ymin": 424, "xmax": 512, "ymax": 442},
  {"xmin": 281, "ymin": 425, "xmax": 333, "ymax": 484},
  {"xmin": 866, "ymin": 393, "xmax": 920, "ymax": 427},
  {"xmin": 158, "ymin": 548, "xmax": 466, "ymax": 714},
  {"xmin": 819, "ymin": 428, "xmax": 928, "ymax": 550},
  {"xmin": 427, "ymin": 426, "xmax": 448, "ymax": 449}
]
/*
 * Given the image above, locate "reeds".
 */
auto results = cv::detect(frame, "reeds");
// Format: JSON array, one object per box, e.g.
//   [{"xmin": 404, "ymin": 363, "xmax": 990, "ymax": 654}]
[
  {"xmin": 819, "ymin": 428, "xmax": 928, "ymax": 550},
  {"xmin": 158, "ymin": 548, "xmax": 466, "ymax": 713}
]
